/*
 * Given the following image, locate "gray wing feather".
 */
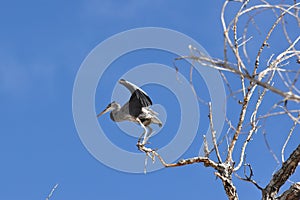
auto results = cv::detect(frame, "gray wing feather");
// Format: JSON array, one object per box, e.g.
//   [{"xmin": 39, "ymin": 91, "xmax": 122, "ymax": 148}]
[
  {"xmin": 119, "ymin": 79, "xmax": 149, "ymax": 96},
  {"xmin": 119, "ymin": 79, "xmax": 153, "ymax": 118}
]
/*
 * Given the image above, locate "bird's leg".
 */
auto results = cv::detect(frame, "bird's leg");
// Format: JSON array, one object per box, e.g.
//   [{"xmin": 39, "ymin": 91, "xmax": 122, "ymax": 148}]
[
  {"xmin": 136, "ymin": 118, "xmax": 147, "ymax": 145},
  {"xmin": 138, "ymin": 132, "xmax": 145, "ymax": 145},
  {"xmin": 143, "ymin": 126, "xmax": 153, "ymax": 145}
]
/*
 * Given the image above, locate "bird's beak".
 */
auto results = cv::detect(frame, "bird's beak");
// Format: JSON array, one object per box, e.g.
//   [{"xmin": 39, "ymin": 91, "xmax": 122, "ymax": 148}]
[
  {"xmin": 118, "ymin": 79, "xmax": 126, "ymax": 84},
  {"xmin": 97, "ymin": 106, "xmax": 112, "ymax": 118}
]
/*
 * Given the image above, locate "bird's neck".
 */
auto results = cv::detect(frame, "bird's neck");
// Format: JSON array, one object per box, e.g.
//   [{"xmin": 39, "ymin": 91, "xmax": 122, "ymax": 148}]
[{"xmin": 110, "ymin": 108, "xmax": 122, "ymax": 122}]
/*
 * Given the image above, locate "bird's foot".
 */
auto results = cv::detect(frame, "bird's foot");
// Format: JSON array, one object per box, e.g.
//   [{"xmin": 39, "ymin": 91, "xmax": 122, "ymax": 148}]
[
  {"xmin": 136, "ymin": 141, "xmax": 142, "ymax": 146},
  {"xmin": 136, "ymin": 141, "xmax": 152, "ymax": 153},
  {"xmin": 137, "ymin": 140, "xmax": 150, "ymax": 147},
  {"xmin": 136, "ymin": 141, "xmax": 144, "ymax": 150}
]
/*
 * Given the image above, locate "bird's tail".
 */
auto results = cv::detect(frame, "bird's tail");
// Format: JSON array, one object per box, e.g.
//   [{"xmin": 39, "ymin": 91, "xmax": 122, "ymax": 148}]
[
  {"xmin": 142, "ymin": 107, "xmax": 163, "ymax": 127},
  {"xmin": 152, "ymin": 116, "xmax": 163, "ymax": 127}
]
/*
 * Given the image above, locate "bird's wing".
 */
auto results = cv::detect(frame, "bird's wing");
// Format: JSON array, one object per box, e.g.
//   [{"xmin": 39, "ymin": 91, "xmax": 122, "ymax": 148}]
[
  {"xmin": 128, "ymin": 89, "xmax": 152, "ymax": 117},
  {"xmin": 119, "ymin": 79, "xmax": 153, "ymax": 117},
  {"xmin": 130, "ymin": 89, "xmax": 152, "ymax": 107},
  {"xmin": 119, "ymin": 79, "xmax": 149, "ymax": 96}
]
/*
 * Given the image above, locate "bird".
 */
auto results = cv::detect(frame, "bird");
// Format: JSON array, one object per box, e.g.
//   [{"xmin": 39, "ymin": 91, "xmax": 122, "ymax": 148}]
[{"xmin": 97, "ymin": 79, "xmax": 162, "ymax": 145}]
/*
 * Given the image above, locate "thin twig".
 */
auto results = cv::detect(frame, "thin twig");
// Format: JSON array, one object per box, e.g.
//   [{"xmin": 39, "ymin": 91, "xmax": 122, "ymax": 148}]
[
  {"xmin": 281, "ymin": 115, "xmax": 299, "ymax": 163},
  {"xmin": 175, "ymin": 55, "xmax": 300, "ymax": 102},
  {"xmin": 235, "ymin": 164, "xmax": 263, "ymax": 191},
  {"xmin": 253, "ymin": 3, "xmax": 297, "ymax": 76},
  {"xmin": 263, "ymin": 130, "xmax": 280, "ymax": 165},
  {"xmin": 203, "ymin": 135, "xmax": 209, "ymax": 157},
  {"xmin": 45, "ymin": 184, "xmax": 59, "ymax": 200},
  {"xmin": 209, "ymin": 102, "xmax": 223, "ymax": 163}
]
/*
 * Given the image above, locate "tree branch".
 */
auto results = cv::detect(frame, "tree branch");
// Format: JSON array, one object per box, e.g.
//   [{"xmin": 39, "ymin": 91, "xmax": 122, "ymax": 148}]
[
  {"xmin": 276, "ymin": 182, "xmax": 300, "ymax": 200},
  {"xmin": 262, "ymin": 144, "xmax": 300, "ymax": 199}
]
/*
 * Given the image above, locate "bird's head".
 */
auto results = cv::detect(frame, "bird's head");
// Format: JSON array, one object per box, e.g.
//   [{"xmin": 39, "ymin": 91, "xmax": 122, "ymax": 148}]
[{"xmin": 97, "ymin": 101, "xmax": 120, "ymax": 117}]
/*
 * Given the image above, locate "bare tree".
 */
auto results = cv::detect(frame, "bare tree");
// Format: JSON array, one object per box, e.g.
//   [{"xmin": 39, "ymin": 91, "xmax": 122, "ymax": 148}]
[{"xmin": 138, "ymin": 1, "xmax": 300, "ymax": 199}]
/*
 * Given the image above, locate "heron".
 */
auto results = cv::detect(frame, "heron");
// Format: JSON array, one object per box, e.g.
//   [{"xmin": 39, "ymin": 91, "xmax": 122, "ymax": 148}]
[{"xmin": 97, "ymin": 79, "xmax": 162, "ymax": 145}]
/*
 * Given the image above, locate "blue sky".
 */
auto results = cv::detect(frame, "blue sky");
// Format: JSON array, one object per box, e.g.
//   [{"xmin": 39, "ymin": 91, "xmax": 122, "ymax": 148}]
[{"xmin": 1, "ymin": 1, "xmax": 299, "ymax": 200}]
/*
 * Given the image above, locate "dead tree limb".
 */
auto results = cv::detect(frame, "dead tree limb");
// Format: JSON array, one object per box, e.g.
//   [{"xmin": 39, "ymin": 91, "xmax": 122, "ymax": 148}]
[{"xmin": 262, "ymin": 144, "xmax": 300, "ymax": 200}]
